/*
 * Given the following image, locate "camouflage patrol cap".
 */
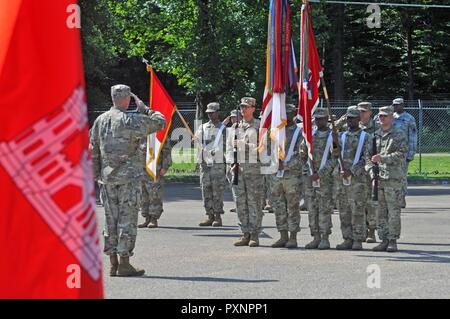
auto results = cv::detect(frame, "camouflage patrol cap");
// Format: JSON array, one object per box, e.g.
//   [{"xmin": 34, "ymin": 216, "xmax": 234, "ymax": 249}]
[
  {"xmin": 230, "ymin": 109, "xmax": 238, "ymax": 117},
  {"xmin": 357, "ymin": 101, "xmax": 372, "ymax": 112},
  {"xmin": 111, "ymin": 84, "xmax": 131, "ymax": 98},
  {"xmin": 240, "ymin": 97, "xmax": 256, "ymax": 108},
  {"xmin": 313, "ymin": 108, "xmax": 329, "ymax": 119},
  {"xmin": 379, "ymin": 105, "xmax": 394, "ymax": 116},
  {"xmin": 392, "ymin": 98, "xmax": 404, "ymax": 105},
  {"xmin": 346, "ymin": 105, "xmax": 360, "ymax": 118},
  {"xmin": 206, "ymin": 102, "xmax": 220, "ymax": 113},
  {"xmin": 286, "ymin": 104, "xmax": 297, "ymax": 114}
]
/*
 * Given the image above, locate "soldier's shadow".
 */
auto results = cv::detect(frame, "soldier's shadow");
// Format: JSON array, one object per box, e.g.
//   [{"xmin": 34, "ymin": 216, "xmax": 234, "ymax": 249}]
[
  {"xmin": 357, "ymin": 248, "xmax": 450, "ymax": 264},
  {"xmin": 130, "ymin": 275, "xmax": 279, "ymax": 283}
]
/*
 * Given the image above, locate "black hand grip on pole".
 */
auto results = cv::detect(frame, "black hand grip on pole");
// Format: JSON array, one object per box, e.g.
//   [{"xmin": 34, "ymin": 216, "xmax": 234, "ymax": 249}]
[
  {"xmin": 371, "ymin": 134, "xmax": 379, "ymax": 202},
  {"xmin": 232, "ymin": 106, "xmax": 239, "ymax": 185}
]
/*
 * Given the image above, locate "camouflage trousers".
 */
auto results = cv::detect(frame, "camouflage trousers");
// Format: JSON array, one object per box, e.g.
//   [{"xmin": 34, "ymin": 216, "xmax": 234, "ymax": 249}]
[
  {"xmin": 232, "ymin": 169, "xmax": 264, "ymax": 234},
  {"xmin": 337, "ymin": 179, "xmax": 367, "ymax": 241},
  {"xmin": 270, "ymin": 171, "xmax": 302, "ymax": 233},
  {"xmin": 378, "ymin": 179, "xmax": 403, "ymax": 240},
  {"xmin": 101, "ymin": 182, "xmax": 141, "ymax": 257},
  {"xmin": 200, "ymin": 165, "xmax": 226, "ymax": 216},
  {"xmin": 141, "ymin": 177, "xmax": 164, "ymax": 219},
  {"xmin": 366, "ymin": 178, "xmax": 378, "ymax": 230},
  {"xmin": 401, "ymin": 159, "xmax": 410, "ymax": 198},
  {"xmin": 305, "ymin": 177, "xmax": 333, "ymax": 236}
]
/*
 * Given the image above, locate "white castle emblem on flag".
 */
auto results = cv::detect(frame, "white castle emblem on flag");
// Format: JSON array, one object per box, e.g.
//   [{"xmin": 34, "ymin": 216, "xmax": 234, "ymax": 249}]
[{"xmin": 0, "ymin": 87, "xmax": 102, "ymax": 281}]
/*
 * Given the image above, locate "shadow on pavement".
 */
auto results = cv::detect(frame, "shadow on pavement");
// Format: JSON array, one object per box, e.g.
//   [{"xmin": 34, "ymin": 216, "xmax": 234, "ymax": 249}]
[
  {"xmin": 407, "ymin": 189, "xmax": 450, "ymax": 196},
  {"xmin": 357, "ymin": 249, "xmax": 450, "ymax": 264},
  {"xmin": 158, "ymin": 226, "xmax": 238, "ymax": 231},
  {"xmin": 133, "ymin": 276, "xmax": 279, "ymax": 283},
  {"xmin": 400, "ymin": 242, "xmax": 450, "ymax": 247},
  {"xmin": 193, "ymin": 232, "xmax": 273, "ymax": 239}
]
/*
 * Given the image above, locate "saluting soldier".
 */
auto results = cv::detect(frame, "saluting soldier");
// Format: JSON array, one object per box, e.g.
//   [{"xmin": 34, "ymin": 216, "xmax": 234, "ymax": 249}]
[{"xmin": 90, "ymin": 85, "xmax": 166, "ymax": 277}]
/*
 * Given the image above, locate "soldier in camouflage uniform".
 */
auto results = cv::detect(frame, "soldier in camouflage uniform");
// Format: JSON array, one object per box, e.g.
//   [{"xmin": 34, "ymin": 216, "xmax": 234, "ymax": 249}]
[
  {"xmin": 301, "ymin": 108, "xmax": 338, "ymax": 250},
  {"xmin": 335, "ymin": 106, "xmax": 371, "ymax": 250},
  {"xmin": 226, "ymin": 97, "xmax": 263, "ymax": 247},
  {"xmin": 392, "ymin": 98, "xmax": 417, "ymax": 208},
  {"xmin": 357, "ymin": 102, "xmax": 378, "ymax": 243},
  {"xmin": 227, "ymin": 109, "xmax": 240, "ymax": 213},
  {"xmin": 270, "ymin": 104, "xmax": 303, "ymax": 249},
  {"xmin": 366, "ymin": 106, "xmax": 408, "ymax": 252},
  {"xmin": 90, "ymin": 85, "xmax": 166, "ymax": 276},
  {"xmin": 195, "ymin": 102, "xmax": 227, "ymax": 227},
  {"xmin": 138, "ymin": 140, "xmax": 172, "ymax": 229}
]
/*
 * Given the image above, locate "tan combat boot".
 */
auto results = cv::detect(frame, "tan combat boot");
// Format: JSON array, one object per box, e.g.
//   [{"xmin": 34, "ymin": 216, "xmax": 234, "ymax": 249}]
[
  {"xmin": 117, "ymin": 256, "xmax": 145, "ymax": 277},
  {"xmin": 285, "ymin": 232, "xmax": 298, "ymax": 249},
  {"xmin": 336, "ymin": 239, "xmax": 353, "ymax": 250},
  {"xmin": 373, "ymin": 240, "xmax": 389, "ymax": 252},
  {"xmin": 352, "ymin": 241, "xmax": 363, "ymax": 250},
  {"xmin": 318, "ymin": 234, "xmax": 330, "ymax": 250},
  {"xmin": 249, "ymin": 233, "xmax": 259, "ymax": 247},
  {"xmin": 147, "ymin": 216, "xmax": 158, "ymax": 228},
  {"xmin": 271, "ymin": 230, "xmax": 289, "ymax": 248},
  {"xmin": 234, "ymin": 233, "xmax": 250, "ymax": 246},
  {"xmin": 305, "ymin": 234, "xmax": 321, "ymax": 249},
  {"xmin": 199, "ymin": 215, "xmax": 214, "ymax": 227},
  {"xmin": 366, "ymin": 228, "xmax": 376, "ymax": 243},
  {"xmin": 387, "ymin": 239, "xmax": 398, "ymax": 252},
  {"xmin": 138, "ymin": 216, "xmax": 150, "ymax": 228},
  {"xmin": 109, "ymin": 254, "xmax": 118, "ymax": 277},
  {"xmin": 212, "ymin": 213, "xmax": 222, "ymax": 227}
]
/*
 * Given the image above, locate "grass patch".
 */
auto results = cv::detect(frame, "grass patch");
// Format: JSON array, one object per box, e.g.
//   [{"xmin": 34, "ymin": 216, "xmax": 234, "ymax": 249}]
[
  {"xmin": 408, "ymin": 153, "xmax": 450, "ymax": 180},
  {"xmin": 165, "ymin": 148, "xmax": 450, "ymax": 181}
]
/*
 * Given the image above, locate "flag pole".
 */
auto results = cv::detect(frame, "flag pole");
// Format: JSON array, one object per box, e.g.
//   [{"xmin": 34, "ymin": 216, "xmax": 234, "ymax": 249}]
[
  {"xmin": 320, "ymin": 74, "xmax": 344, "ymax": 171},
  {"xmin": 175, "ymin": 106, "xmax": 196, "ymax": 139},
  {"xmin": 141, "ymin": 58, "xmax": 196, "ymax": 140}
]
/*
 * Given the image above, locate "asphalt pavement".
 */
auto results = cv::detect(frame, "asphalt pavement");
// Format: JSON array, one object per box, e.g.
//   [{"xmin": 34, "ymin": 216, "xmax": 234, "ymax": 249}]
[{"xmin": 98, "ymin": 184, "xmax": 450, "ymax": 299}]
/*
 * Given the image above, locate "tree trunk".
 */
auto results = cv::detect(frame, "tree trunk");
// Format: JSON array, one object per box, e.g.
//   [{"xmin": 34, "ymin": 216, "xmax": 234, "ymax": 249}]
[
  {"xmin": 332, "ymin": 4, "xmax": 345, "ymax": 101},
  {"xmin": 406, "ymin": 20, "xmax": 414, "ymax": 100},
  {"xmin": 401, "ymin": 10, "xmax": 415, "ymax": 100}
]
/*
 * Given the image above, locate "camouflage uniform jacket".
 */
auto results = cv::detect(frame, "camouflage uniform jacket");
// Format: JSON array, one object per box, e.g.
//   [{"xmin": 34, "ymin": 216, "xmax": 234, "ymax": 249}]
[
  {"xmin": 339, "ymin": 128, "xmax": 371, "ymax": 183},
  {"xmin": 300, "ymin": 128, "xmax": 337, "ymax": 179},
  {"xmin": 195, "ymin": 120, "xmax": 226, "ymax": 169},
  {"xmin": 90, "ymin": 107, "xmax": 166, "ymax": 185},
  {"xmin": 365, "ymin": 126, "xmax": 408, "ymax": 181},
  {"xmin": 393, "ymin": 112, "xmax": 417, "ymax": 161},
  {"xmin": 226, "ymin": 118, "xmax": 261, "ymax": 172},
  {"xmin": 281, "ymin": 124, "xmax": 303, "ymax": 173}
]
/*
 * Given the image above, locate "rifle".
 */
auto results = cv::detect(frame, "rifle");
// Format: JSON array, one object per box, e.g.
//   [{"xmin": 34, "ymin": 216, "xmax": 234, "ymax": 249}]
[
  {"xmin": 232, "ymin": 105, "xmax": 239, "ymax": 185},
  {"xmin": 371, "ymin": 134, "xmax": 379, "ymax": 201}
]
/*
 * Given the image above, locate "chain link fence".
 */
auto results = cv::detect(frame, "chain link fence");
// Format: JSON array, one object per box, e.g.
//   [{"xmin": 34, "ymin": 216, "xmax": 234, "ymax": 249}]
[{"xmin": 88, "ymin": 99, "xmax": 450, "ymax": 177}]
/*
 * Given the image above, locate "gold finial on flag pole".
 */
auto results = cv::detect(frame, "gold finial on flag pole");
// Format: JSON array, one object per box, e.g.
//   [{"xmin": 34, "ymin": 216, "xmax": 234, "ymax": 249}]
[{"xmin": 142, "ymin": 57, "xmax": 152, "ymax": 72}]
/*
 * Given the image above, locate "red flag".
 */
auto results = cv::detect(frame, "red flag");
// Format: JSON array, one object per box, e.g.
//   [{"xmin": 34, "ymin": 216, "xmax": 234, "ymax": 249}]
[
  {"xmin": 145, "ymin": 67, "xmax": 176, "ymax": 181},
  {"xmin": 0, "ymin": 0, "xmax": 103, "ymax": 298},
  {"xmin": 298, "ymin": 0, "xmax": 323, "ymax": 163}
]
